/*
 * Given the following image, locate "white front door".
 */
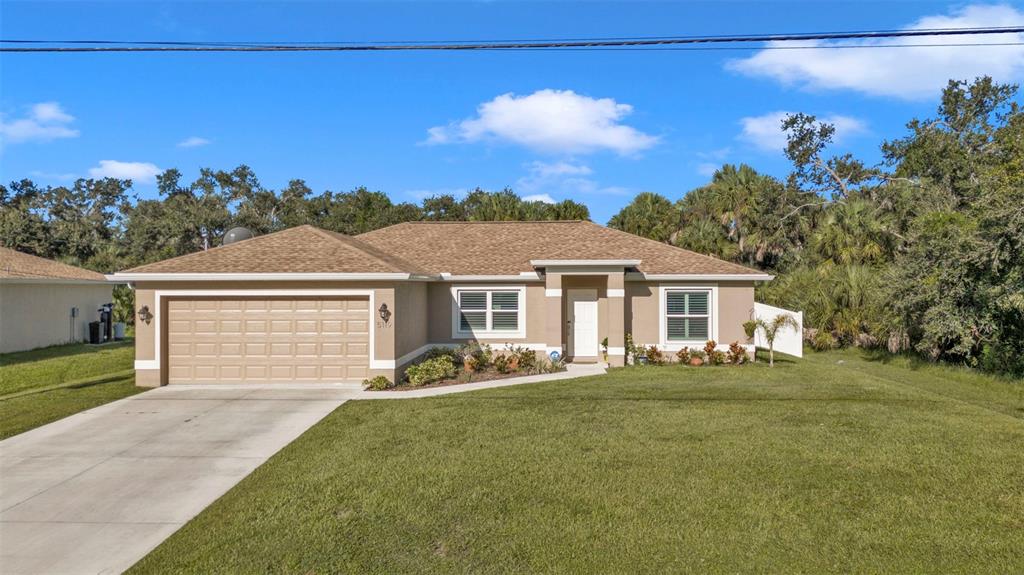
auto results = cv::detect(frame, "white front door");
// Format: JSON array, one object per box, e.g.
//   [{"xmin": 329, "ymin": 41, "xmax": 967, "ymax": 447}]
[{"xmin": 567, "ymin": 289, "xmax": 599, "ymax": 358}]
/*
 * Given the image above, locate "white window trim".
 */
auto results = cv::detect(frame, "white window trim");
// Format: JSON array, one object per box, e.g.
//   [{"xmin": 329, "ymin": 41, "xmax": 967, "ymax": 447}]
[
  {"xmin": 450, "ymin": 285, "xmax": 527, "ymax": 339},
  {"xmin": 658, "ymin": 285, "xmax": 718, "ymax": 351}
]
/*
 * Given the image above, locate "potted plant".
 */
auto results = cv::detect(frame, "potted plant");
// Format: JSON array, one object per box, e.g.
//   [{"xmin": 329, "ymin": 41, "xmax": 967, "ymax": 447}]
[
  {"xmin": 601, "ymin": 337, "xmax": 609, "ymax": 362},
  {"xmin": 689, "ymin": 350, "xmax": 705, "ymax": 366}
]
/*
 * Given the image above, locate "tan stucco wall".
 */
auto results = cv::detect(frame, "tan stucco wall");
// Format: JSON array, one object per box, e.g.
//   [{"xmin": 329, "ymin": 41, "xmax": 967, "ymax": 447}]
[
  {"xmin": 718, "ymin": 282, "xmax": 756, "ymax": 344},
  {"xmin": 426, "ymin": 282, "xmax": 546, "ymax": 345},
  {"xmin": 394, "ymin": 282, "xmax": 429, "ymax": 361},
  {"xmin": 0, "ymin": 282, "xmax": 114, "ymax": 354},
  {"xmin": 626, "ymin": 281, "xmax": 755, "ymax": 347}
]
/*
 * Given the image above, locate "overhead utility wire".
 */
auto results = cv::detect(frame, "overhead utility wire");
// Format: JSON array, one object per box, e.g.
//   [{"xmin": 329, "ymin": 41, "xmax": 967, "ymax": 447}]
[
  {"xmin": 6, "ymin": 25, "xmax": 1024, "ymax": 47},
  {"xmin": 2, "ymin": 26, "xmax": 1022, "ymax": 52}
]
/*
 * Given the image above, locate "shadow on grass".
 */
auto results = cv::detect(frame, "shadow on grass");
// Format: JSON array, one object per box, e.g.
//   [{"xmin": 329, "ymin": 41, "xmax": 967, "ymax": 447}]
[
  {"xmin": 0, "ymin": 339, "xmax": 133, "ymax": 368},
  {"xmin": 855, "ymin": 347, "xmax": 1022, "ymax": 383}
]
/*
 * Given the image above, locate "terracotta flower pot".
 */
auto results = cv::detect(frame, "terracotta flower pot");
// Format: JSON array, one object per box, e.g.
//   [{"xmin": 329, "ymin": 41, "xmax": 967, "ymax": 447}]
[{"xmin": 689, "ymin": 356, "xmax": 704, "ymax": 367}]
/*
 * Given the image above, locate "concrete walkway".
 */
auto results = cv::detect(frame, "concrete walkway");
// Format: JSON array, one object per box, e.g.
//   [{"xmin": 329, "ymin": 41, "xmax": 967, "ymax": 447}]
[
  {"xmin": 0, "ymin": 387, "xmax": 353, "ymax": 575},
  {"xmin": 356, "ymin": 362, "xmax": 607, "ymax": 399},
  {"xmin": 0, "ymin": 365, "xmax": 605, "ymax": 574}
]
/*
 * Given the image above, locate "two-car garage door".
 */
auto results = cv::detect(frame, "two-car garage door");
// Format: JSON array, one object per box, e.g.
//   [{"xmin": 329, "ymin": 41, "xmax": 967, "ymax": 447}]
[{"xmin": 166, "ymin": 297, "xmax": 370, "ymax": 384}]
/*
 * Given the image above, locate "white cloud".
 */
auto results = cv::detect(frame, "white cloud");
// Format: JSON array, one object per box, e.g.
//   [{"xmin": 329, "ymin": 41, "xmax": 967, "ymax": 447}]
[
  {"xmin": 729, "ymin": 4, "xmax": 1024, "ymax": 100},
  {"xmin": 88, "ymin": 160, "xmax": 162, "ymax": 184},
  {"xmin": 523, "ymin": 193, "xmax": 557, "ymax": 204},
  {"xmin": 0, "ymin": 102, "xmax": 79, "ymax": 145},
  {"xmin": 425, "ymin": 89, "xmax": 658, "ymax": 155},
  {"xmin": 738, "ymin": 111, "xmax": 868, "ymax": 153},
  {"xmin": 177, "ymin": 136, "xmax": 211, "ymax": 148}
]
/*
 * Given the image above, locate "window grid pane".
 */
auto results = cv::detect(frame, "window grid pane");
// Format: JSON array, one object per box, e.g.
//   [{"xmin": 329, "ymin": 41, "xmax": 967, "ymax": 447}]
[
  {"xmin": 459, "ymin": 291, "xmax": 487, "ymax": 310},
  {"xmin": 491, "ymin": 312, "xmax": 518, "ymax": 331},
  {"xmin": 491, "ymin": 292, "xmax": 519, "ymax": 311},
  {"xmin": 460, "ymin": 311, "xmax": 487, "ymax": 332}
]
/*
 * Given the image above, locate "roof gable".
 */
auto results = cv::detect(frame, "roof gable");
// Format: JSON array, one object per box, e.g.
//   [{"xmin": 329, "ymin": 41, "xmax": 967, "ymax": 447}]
[{"xmin": 123, "ymin": 225, "xmax": 427, "ymax": 275}]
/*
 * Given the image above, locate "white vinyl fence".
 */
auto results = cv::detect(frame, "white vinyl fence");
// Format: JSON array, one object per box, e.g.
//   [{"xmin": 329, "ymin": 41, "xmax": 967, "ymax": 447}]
[{"xmin": 753, "ymin": 302, "xmax": 804, "ymax": 358}]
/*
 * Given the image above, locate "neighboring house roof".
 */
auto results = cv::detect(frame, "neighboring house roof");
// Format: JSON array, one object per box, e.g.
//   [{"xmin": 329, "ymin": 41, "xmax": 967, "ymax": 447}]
[
  {"xmin": 357, "ymin": 220, "xmax": 763, "ymax": 276},
  {"xmin": 122, "ymin": 225, "xmax": 429, "ymax": 275},
  {"xmin": 117, "ymin": 221, "xmax": 765, "ymax": 278},
  {"xmin": 0, "ymin": 247, "xmax": 107, "ymax": 282}
]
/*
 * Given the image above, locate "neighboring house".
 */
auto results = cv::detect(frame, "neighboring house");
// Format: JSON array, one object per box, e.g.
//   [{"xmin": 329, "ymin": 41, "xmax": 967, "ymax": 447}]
[
  {"xmin": 112, "ymin": 222, "xmax": 772, "ymax": 387},
  {"xmin": 0, "ymin": 247, "xmax": 114, "ymax": 354}
]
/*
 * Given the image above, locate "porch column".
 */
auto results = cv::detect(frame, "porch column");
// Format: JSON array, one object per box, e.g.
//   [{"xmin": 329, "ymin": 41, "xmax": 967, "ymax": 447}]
[
  {"xmin": 544, "ymin": 272, "xmax": 564, "ymax": 358},
  {"xmin": 607, "ymin": 272, "xmax": 626, "ymax": 366}
]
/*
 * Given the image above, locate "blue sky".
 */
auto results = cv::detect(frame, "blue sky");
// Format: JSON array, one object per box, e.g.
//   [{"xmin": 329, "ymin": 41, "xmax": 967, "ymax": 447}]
[{"xmin": 2, "ymin": 1, "xmax": 1023, "ymax": 223}]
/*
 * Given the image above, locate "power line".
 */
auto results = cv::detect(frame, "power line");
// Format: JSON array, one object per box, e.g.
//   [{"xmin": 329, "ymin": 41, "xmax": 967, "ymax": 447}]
[{"xmin": 2, "ymin": 26, "xmax": 1022, "ymax": 53}]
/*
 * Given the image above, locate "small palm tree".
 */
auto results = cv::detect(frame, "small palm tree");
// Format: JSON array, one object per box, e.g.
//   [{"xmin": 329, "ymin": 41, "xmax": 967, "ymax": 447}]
[{"xmin": 756, "ymin": 313, "xmax": 799, "ymax": 367}]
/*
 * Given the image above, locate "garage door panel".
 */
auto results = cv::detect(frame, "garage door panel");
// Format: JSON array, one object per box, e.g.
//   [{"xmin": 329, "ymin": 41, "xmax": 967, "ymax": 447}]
[{"xmin": 167, "ymin": 297, "xmax": 371, "ymax": 384}]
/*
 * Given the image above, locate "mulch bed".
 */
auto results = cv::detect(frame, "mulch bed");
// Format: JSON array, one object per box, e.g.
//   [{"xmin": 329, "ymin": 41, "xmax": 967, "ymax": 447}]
[{"xmin": 381, "ymin": 367, "xmax": 566, "ymax": 392}]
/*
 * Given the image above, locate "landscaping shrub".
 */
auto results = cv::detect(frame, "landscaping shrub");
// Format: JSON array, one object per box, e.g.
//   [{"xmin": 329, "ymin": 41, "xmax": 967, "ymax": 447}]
[
  {"xmin": 675, "ymin": 347, "xmax": 691, "ymax": 364},
  {"xmin": 424, "ymin": 346, "xmax": 459, "ymax": 362},
  {"xmin": 644, "ymin": 345, "xmax": 665, "ymax": 365},
  {"xmin": 538, "ymin": 356, "xmax": 566, "ymax": 373},
  {"xmin": 493, "ymin": 354, "xmax": 510, "ymax": 374},
  {"xmin": 509, "ymin": 345, "xmax": 537, "ymax": 373},
  {"xmin": 726, "ymin": 341, "xmax": 747, "ymax": 365},
  {"xmin": 405, "ymin": 356, "xmax": 456, "ymax": 387},
  {"xmin": 703, "ymin": 340, "xmax": 718, "ymax": 360},
  {"xmin": 813, "ymin": 331, "xmax": 837, "ymax": 351},
  {"xmin": 458, "ymin": 341, "xmax": 493, "ymax": 371},
  {"xmin": 363, "ymin": 375, "xmax": 393, "ymax": 390}
]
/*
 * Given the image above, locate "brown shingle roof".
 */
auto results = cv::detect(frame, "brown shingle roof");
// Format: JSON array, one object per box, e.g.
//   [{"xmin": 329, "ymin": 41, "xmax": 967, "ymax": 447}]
[
  {"xmin": 357, "ymin": 220, "xmax": 763, "ymax": 275},
  {"xmin": 0, "ymin": 247, "xmax": 107, "ymax": 281},
  {"xmin": 123, "ymin": 225, "xmax": 428, "ymax": 275},
  {"xmin": 120, "ymin": 221, "xmax": 764, "ymax": 276}
]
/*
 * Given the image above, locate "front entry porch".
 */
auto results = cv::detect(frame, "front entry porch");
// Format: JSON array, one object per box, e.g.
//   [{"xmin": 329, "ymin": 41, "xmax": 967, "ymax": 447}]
[{"xmin": 535, "ymin": 260, "xmax": 632, "ymax": 367}]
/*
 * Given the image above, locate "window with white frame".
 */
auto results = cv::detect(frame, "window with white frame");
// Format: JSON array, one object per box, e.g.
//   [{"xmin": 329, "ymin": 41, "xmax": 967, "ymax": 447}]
[
  {"xmin": 665, "ymin": 289, "xmax": 711, "ymax": 342},
  {"xmin": 453, "ymin": 287, "xmax": 525, "ymax": 337}
]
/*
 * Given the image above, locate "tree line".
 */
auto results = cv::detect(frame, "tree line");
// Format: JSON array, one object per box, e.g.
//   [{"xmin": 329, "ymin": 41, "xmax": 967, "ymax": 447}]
[
  {"xmin": 608, "ymin": 78, "xmax": 1023, "ymax": 377},
  {"xmin": 2, "ymin": 77, "xmax": 1020, "ymax": 376}
]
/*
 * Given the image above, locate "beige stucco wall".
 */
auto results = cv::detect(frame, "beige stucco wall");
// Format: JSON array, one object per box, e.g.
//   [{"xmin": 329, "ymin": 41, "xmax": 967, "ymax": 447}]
[
  {"xmin": 132, "ymin": 280, "xmax": 401, "ymax": 386},
  {"xmin": 0, "ymin": 282, "xmax": 114, "ymax": 354},
  {"xmin": 718, "ymin": 282, "xmax": 756, "ymax": 344},
  {"xmin": 426, "ymin": 282, "xmax": 546, "ymax": 345},
  {"xmin": 394, "ymin": 282, "xmax": 429, "ymax": 364},
  {"xmin": 626, "ymin": 281, "xmax": 755, "ymax": 347}
]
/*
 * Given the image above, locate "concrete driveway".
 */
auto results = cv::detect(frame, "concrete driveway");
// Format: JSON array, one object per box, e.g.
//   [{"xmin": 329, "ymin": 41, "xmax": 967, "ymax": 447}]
[{"xmin": 0, "ymin": 386, "xmax": 353, "ymax": 575}]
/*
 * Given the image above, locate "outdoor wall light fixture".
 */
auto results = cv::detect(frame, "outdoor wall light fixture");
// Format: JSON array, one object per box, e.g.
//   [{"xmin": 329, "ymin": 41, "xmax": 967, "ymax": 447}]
[
  {"xmin": 378, "ymin": 303, "xmax": 392, "ymax": 325},
  {"xmin": 138, "ymin": 305, "xmax": 153, "ymax": 325}
]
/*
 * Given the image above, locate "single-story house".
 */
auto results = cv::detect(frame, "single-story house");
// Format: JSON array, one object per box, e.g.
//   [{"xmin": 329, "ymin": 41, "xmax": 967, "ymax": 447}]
[
  {"xmin": 112, "ymin": 221, "xmax": 772, "ymax": 387},
  {"xmin": 0, "ymin": 247, "xmax": 115, "ymax": 354}
]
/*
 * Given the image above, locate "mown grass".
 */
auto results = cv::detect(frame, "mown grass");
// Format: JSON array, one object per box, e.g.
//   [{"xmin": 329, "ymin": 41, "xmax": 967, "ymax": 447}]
[
  {"xmin": 0, "ymin": 340, "xmax": 135, "ymax": 396},
  {"xmin": 0, "ymin": 377, "xmax": 141, "ymax": 440},
  {"xmin": 0, "ymin": 341, "xmax": 142, "ymax": 439},
  {"xmin": 131, "ymin": 349, "xmax": 1023, "ymax": 573}
]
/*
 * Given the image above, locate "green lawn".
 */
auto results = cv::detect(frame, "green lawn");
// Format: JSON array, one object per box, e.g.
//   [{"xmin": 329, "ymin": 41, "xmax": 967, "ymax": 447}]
[
  {"xmin": 131, "ymin": 349, "xmax": 1023, "ymax": 573},
  {"xmin": 0, "ymin": 340, "xmax": 135, "ymax": 396},
  {"xmin": 0, "ymin": 341, "xmax": 142, "ymax": 439}
]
